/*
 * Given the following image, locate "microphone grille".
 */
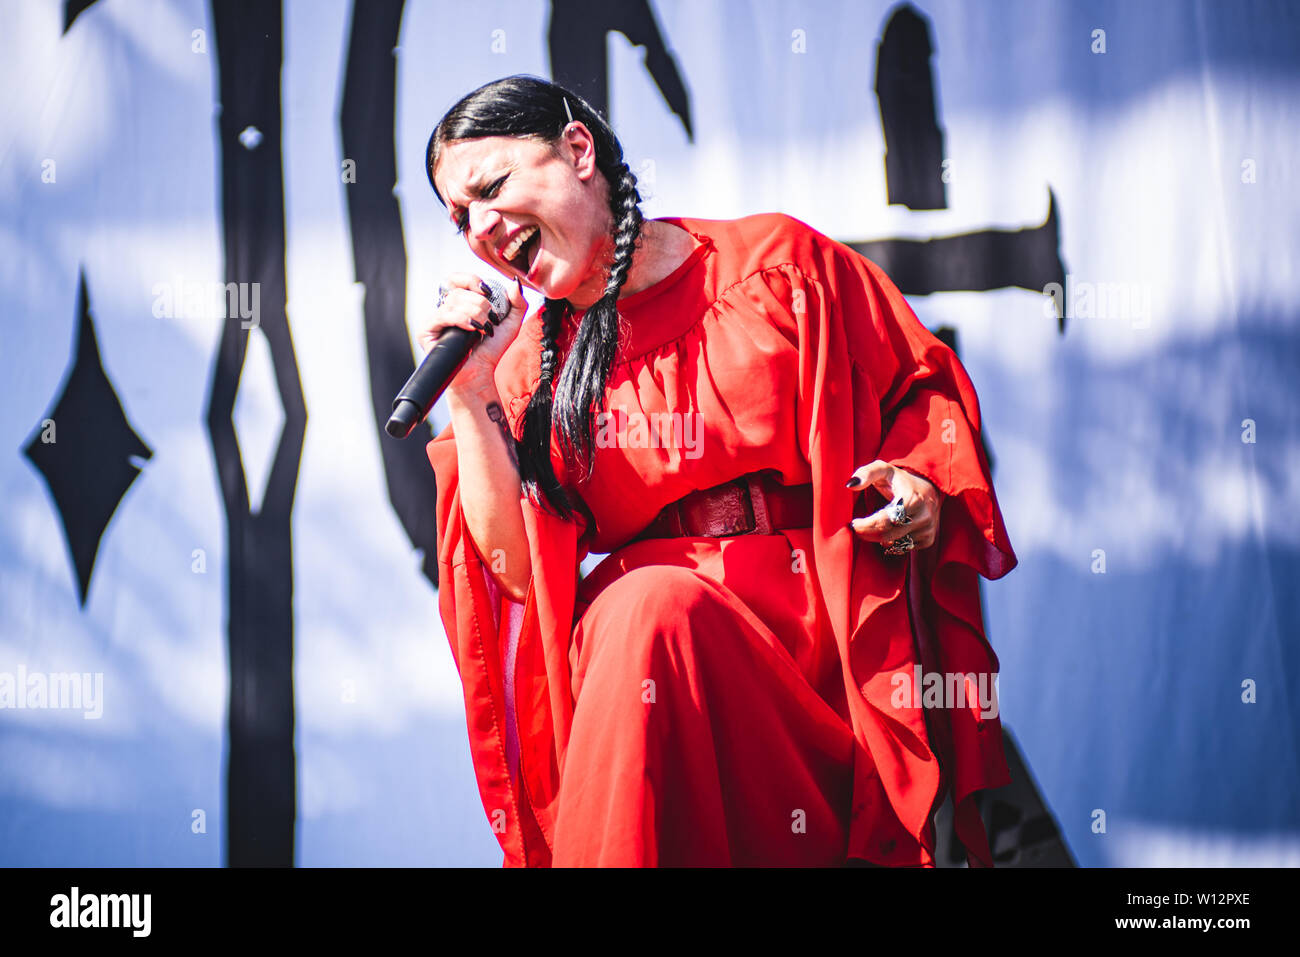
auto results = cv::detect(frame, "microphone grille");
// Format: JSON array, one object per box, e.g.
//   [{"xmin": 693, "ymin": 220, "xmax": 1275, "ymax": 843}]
[{"xmin": 481, "ymin": 277, "xmax": 511, "ymax": 323}]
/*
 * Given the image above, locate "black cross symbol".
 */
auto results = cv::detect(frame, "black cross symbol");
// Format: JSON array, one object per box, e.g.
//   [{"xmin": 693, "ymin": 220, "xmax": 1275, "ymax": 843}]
[{"xmin": 858, "ymin": 4, "xmax": 1067, "ymax": 332}]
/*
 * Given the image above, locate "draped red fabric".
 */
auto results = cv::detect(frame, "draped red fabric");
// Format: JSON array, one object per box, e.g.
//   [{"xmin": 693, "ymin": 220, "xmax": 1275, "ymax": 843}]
[{"xmin": 426, "ymin": 213, "xmax": 1017, "ymax": 867}]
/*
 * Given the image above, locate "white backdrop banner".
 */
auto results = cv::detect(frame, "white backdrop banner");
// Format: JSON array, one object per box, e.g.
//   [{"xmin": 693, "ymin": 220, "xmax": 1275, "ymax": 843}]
[{"xmin": 1, "ymin": 0, "xmax": 1296, "ymax": 866}]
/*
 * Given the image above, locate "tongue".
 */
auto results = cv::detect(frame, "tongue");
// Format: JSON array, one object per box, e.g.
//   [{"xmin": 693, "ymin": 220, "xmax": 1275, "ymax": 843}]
[{"xmin": 523, "ymin": 231, "xmax": 540, "ymax": 272}]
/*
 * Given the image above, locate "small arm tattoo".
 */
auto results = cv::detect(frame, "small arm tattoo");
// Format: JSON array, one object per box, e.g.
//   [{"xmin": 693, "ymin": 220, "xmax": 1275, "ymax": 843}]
[{"xmin": 485, "ymin": 402, "xmax": 520, "ymax": 470}]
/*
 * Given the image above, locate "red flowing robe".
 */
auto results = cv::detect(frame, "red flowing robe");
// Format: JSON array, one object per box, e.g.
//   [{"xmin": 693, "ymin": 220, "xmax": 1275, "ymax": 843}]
[{"xmin": 426, "ymin": 213, "xmax": 1018, "ymax": 867}]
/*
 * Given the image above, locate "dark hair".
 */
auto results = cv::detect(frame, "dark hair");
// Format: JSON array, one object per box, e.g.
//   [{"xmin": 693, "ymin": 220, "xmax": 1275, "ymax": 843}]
[{"xmin": 426, "ymin": 74, "xmax": 643, "ymax": 523}]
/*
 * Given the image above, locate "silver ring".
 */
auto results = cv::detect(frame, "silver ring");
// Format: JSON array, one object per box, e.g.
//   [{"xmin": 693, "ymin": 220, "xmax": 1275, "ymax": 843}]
[
  {"xmin": 882, "ymin": 533, "xmax": 915, "ymax": 556},
  {"xmin": 436, "ymin": 284, "xmax": 448, "ymax": 309},
  {"xmin": 886, "ymin": 494, "xmax": 912, "ymax": 527}
]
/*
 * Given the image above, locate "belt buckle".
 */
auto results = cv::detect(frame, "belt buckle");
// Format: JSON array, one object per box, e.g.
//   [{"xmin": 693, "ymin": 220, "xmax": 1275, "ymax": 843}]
[
  {"xmin": 742, "ymin": 474, "xmax": 775, "ymax": 535},
  {"xmin": 692, "ymin": 478, "xmax": 754, "ymax": 537},
  {"xmin": 731, "ymin": 477, "xmax": 757, "ymax": 535},
  {"xmin": 725, "ymin": 475, "xmax": 774, "ymax": 536}
]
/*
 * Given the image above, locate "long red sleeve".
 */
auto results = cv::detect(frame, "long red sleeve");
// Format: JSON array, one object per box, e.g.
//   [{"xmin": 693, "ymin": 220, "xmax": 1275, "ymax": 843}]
[{"xmin": 770, "ymin": 230, "xmax": 1017, "ymax": 865}]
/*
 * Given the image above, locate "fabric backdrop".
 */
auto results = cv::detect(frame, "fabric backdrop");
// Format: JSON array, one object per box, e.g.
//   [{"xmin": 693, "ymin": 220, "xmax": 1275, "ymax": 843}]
[{"xmin": 1, "ymin": 0, "xmax": 1296, "ymax": 866}]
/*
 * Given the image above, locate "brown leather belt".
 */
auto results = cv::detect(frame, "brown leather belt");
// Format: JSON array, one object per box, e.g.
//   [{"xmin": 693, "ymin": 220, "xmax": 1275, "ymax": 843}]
[{"xmin": 630, "ymin": 470, "xmax": 813, "ymax": 542}]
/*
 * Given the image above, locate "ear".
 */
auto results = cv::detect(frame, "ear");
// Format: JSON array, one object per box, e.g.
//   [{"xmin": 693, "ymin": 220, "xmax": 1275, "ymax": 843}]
[{"xmin": 563, "ymin": 122, "xmax": 599, "ymax": 182}]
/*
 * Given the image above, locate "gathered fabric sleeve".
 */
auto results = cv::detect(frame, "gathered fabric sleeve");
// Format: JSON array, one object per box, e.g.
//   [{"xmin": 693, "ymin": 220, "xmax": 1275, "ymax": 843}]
[
  {"xmin": 424, "ymin": 323, "xmax": 587, "ymax": 867},
  {"xmin": 765, "ymin": 231, "xmax": 1018, "ymax": 866}
]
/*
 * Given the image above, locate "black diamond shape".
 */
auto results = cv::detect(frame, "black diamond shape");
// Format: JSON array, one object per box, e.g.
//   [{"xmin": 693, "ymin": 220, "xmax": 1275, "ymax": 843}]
[
  {"xmin": 63, "ymin": 0, "xmax": 100, "ymax": 34},
  {"xmin": 23, "ymin": 270, "xmax": 152, "ymax": 606}
]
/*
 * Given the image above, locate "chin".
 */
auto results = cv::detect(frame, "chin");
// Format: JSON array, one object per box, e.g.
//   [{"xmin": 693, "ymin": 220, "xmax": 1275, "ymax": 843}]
[
  {"xmin": 546, "ymin": 265, "xmax": 600, "ymax": 305},
  {"xmin": 533, "ymin": 271, "xmax": 573, "ymax": 302}
]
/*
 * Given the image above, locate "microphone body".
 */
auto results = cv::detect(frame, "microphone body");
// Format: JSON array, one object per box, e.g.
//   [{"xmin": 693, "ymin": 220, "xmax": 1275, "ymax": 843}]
[{"xmin": 386, "ymin": 278, "xmax": 511, "ymax": 439}]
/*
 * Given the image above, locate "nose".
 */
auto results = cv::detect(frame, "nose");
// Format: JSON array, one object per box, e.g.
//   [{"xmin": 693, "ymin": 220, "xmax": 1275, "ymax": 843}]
[{"xmin": 468, "ymin": 204, "xmax": 501, "ymax": 246}]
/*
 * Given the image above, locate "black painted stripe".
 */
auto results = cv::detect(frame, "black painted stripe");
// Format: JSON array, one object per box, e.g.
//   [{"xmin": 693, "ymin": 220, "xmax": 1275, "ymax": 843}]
[
  {"xmin": 208, "ymin": 0, "xmax": 303, "ymax": 868},
  {"xmin": 549, "ymin": 0, "xmax": 693, "ymax": 140},
  {"xmin": 875, "ymin": 4, "xmax": 948, "ymax": 211},
  {"xmin": 339, "ymin": 0, "xmax": 444, "ymax": 586}
]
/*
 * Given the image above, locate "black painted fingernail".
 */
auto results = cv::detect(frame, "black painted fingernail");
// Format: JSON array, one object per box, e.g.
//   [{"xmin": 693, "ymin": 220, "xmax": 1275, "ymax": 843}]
[
  {"xmin": 845, "ymin": 478, "xmax": 858, "ymax": 488},
  {"xmin": 479, "ymin": 280, "xmax": 491, "ymax": 297},
  {"xmin": 845, "ymin": 520, "xmax": 856, "ymax": 531}
]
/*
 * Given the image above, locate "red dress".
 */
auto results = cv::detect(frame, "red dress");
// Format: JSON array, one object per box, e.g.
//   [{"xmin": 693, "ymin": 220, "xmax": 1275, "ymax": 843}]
[{"xmin": 426, "ymin": 212, "xmax": 1018, "ymax": 867}]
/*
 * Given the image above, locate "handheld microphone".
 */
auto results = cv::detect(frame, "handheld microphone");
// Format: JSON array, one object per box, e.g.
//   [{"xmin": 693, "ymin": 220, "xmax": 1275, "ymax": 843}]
[{"xmin": 385, "ymin": 277, "xmax": 512, "ymax": 439}]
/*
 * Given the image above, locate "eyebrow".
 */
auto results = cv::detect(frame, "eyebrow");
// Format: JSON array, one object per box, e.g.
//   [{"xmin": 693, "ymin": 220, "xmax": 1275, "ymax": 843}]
[{"xmin": 446, "ymin": 169, "xmax": 499, "ymax": 221}]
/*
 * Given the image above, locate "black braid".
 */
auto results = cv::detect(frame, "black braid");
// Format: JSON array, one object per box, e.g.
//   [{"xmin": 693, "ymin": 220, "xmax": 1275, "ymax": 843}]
[
  {"xmin": 552, "ymin": 163, "xmax": 643, "ymax": 478},
  {"xmin": 426, "ymin": 75, "xmax": 644, "ymax": 522},
  {"xmin": 515, "ymin": 297, "xmax": 575, "ymax": 517}
]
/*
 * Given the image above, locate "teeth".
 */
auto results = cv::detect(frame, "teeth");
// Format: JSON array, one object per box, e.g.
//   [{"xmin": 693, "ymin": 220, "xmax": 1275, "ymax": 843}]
[{"xmin": 502, "ymin": 225, "xmax": 538, "ymax": 263}]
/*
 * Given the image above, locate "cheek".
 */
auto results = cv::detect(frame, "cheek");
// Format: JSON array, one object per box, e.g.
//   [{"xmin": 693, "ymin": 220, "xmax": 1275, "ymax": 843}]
[
  {"xmin": 540, "ymin": 183, "xmax": 604, "ymax": 272},
  {"xmin": 546, "ymin": 219, "xmax": 588, "ymax": 267},
  {"xmin": 552, "ymin": 227, "xmax": 598, "ymax": 279}
]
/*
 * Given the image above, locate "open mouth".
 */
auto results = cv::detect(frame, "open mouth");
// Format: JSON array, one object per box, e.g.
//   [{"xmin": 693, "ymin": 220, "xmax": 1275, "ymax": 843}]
[{"xmin": 503, "ymin": 226, "xmax": 541, "ymax": 275}]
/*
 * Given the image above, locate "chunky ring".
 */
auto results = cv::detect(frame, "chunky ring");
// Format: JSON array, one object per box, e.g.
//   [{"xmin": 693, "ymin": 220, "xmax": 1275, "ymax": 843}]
[
  {"xmin": 885, "ymin": 494, "xmax": 912, "ymax": 527},
  {"xmin": 436, "ymin": 284, "xmax": 449, "ymax": 308},
  {"xmin": 882, "ymin": 533, "xmax": 915, "ymax": 556}
]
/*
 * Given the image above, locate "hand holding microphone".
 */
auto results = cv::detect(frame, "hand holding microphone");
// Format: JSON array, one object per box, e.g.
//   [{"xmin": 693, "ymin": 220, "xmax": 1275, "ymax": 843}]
[{"xmin": 386, "ymin": 274, "xmax": 528, "ymax": 438}]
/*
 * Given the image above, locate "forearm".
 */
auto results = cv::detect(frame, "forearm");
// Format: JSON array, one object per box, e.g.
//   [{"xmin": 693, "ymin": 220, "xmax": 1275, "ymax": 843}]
[{"xmin": 445, "ymin": 376, "xmax": 532, "ymax": 601}]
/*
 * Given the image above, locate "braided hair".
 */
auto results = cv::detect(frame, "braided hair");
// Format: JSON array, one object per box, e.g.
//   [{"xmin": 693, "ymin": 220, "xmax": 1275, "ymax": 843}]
[{"xmin": 426, "ymin": 75, "xmax": 643, "ymax": 522}]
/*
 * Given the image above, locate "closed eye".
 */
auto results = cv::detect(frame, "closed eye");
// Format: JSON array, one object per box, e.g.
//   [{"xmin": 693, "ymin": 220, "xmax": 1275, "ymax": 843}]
[{"xmin": 454, "ymin": 175, "xmax": 507, "ymax": 234}]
